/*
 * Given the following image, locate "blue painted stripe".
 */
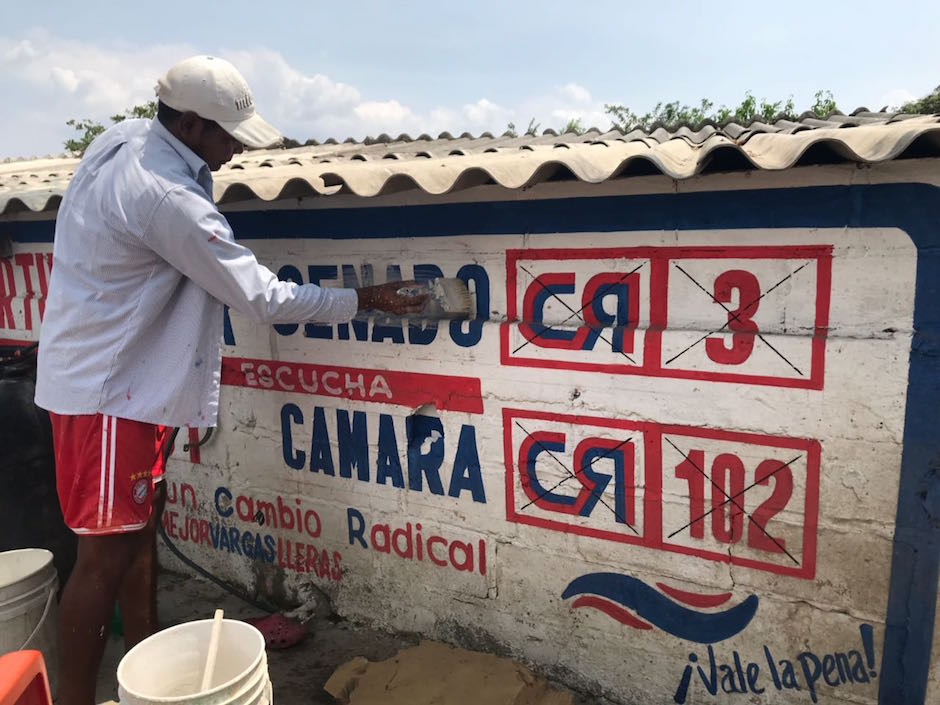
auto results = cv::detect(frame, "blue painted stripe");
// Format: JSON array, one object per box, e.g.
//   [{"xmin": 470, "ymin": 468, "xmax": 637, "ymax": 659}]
[
  {"xmin": 561, "ymin": 572, "xmax": 759, "ymax": 643},
  {"xmin": 7, "ymin": 183, "xmax": 938, "ymax": 703},
  {"xmin": 0, "ymin": 220, "xmax": 54, "ymax": 243}
]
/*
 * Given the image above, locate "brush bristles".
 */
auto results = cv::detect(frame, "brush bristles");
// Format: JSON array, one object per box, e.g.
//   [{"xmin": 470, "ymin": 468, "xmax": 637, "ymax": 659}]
[
  {"xmin": 432, "ymin": 278, "xmax": 474, "ymax": 317},
  {"xmin": 396, "ymin": 278, "xmax": 474, "ymax": 319},
  {"xmin": 406, "ymin": 278, "xmax": 470, "ymax": 319}
]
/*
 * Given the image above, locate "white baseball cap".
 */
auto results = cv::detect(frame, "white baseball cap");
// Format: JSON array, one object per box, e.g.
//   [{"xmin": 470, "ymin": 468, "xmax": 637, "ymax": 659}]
[{"xmin": 155, "ymin": 55, "xmax": 282, "ymax": 149}]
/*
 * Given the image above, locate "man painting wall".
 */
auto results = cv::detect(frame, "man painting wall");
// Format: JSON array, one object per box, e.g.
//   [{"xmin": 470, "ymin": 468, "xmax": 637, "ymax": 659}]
[{"xmin": 34, "ymin": 55, "xmax": 425, "ymax": 705}]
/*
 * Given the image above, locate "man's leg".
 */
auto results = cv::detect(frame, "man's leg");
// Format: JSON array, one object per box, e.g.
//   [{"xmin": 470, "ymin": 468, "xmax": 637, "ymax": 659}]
[
  {"xmin": 51, "ymin": 414, "xmax": 172, "ymax": 705},
  {"xmin": 57, "ymin": 530, "xmax": 143, "ymax": 705},
  {"xmin": 119, "ymin": 481, "xmax": 167, "ymax": 648}
]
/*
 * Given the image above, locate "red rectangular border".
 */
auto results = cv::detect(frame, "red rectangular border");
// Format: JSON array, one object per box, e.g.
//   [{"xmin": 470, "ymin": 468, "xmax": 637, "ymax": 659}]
[
  {"xmin": 503, "ymin": 407, "xmax": 820, "ymax": 579},
  {"xmin": 501, "ymin": 245, "xmax": 833, "ymax": 390},
  {"xmin": 222, "ymin": 356, "xmax": 484, "ymax": 413},
  {"xmin": 503, "ymin": 407, "xmax": 653, "ymax": 550}
]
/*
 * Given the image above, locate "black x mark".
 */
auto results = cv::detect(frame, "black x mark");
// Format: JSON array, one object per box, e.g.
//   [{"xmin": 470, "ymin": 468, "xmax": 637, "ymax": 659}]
[
  {"xmin": 512, "ymin": 262, "xmax": 646, "ymax": 363},
  {"xmin": 668, "ymin": 454, "xmax": 802, "ymax": 538},
  {"xmin": 663, "ymin": 436, "xmax": 800, "ymax": 565},
  {"xmin": 514, "ymin": 420, "xmax": 638, "ymax": 534},
  {"xmin": 664, "ymin": 261, "xmax": 811, "ymax": 376}
]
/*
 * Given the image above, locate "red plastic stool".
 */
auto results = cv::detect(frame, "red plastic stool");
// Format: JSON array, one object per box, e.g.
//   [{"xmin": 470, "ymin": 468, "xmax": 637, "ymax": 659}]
[{"xmin": 0, "ymin": 651, "xmax": 52, "ymax": 705}]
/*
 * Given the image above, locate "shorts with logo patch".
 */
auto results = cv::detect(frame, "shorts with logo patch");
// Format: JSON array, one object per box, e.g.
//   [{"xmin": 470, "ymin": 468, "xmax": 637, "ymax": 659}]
[{"xmin": 49, "ymin": 412, "xmax": 171, "ymax": 535}]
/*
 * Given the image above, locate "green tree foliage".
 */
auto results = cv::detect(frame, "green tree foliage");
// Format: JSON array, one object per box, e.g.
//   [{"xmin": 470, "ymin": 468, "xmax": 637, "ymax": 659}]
[
  {"xmin": 604, "ymin": 91, "xmax": 812, "ymax": 132},
  {"xmin": 811, "ymin": 90, "xmax": 838, "ymax": 117},
  {"xmin": 600, "ymin": 85, "xmax": 936, "ymax": 134},
  {"xmin": 899, "ymin": 86, "xmax": 940, "ymax": 114},
  {"xmin": 74, "ymin": 85, "xmax": 940, "ymax": 153},
  {"xmin": 562, "ymin": 117, "xmax": 585, "ymax": 135},
  {"xmin": 65, "ymin": 101, "xmax": 158, "ymax": 156},
  {"xmin": 606, "ymin": 98, "xmax": 717, "ymax": 132},
  {"xmin": 505, "ymin": 117, "xmax": 543, "ymax": 138},
  {"xmin": 63, "ymin": 118, "xmax": 106, "ymax": 156}
]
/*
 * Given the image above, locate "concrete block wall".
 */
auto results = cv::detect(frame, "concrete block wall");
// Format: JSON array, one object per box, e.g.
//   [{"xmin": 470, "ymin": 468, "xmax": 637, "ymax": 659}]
[{"xmin": 3, "ymin": 164, "xmax": 938, "ymax": 704}]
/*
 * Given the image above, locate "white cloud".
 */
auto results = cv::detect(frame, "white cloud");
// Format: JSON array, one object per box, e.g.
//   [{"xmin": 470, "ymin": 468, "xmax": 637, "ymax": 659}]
[
  {"xmin": 0, "ymin": 31, "xmax": 195, "ymax": 157},
  {"xmin": 0, "ymin": 30, "xmax": 191, "ymax": 114},
  {"xmin": 351, "ymin": 100, "xmax": 421, "ymax": 137},
  {"xmin": 0, "ymin": 31, "xmax": 616, "ymax": 157},
  {"xmin": 354, "ymin": 100, "xmax": 412, "ymax": 124},
  {"xmin": 4, "ymin": 38, "xmax": 38, "ymax": 61},
  {"xmin": 512, "ymin": 84, "xmax": 613, "ymax": 134},
  {"xmin": 49, "ymin": 66, "xmax": 80, "ymax": 93},
  {"xmin": 462, "ymin": 98, "xmax": 508, "ymax": 125},
  {"xmin": 223, "ymin": 49, "xmax": 361, "ymax": 122},
  {"xmin": 559, "ymin": 83, "xmax": 591, "ymax": 104},
  {"xmin": 428, "ymin": 107, "xmax": 458, "ymax": 132},
  {"xmin": 879, "ymin": 88, "xmax": 918, "ymax": 111}
]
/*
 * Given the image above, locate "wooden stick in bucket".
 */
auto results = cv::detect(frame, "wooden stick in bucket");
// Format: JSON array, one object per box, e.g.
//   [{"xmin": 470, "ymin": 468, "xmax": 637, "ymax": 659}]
[{"xmin": 201, "ymin": 609, "xmax": 224, "ymax": 691}]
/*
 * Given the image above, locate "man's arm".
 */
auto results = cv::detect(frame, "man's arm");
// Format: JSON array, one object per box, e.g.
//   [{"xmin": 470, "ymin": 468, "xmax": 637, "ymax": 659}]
[{"xmin": 144, "ymin": 188, "xmax": 424, "ymax": 322}]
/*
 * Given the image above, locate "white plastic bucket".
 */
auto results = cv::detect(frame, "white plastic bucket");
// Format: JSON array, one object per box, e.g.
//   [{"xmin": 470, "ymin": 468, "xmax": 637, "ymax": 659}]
[
  {"xmin": 0, "ymin": 548, "xmax": 59, "ymax": 695},
  {"xmin": 117, "ymin": 618, "xmax": 272, "ymax": 704}
]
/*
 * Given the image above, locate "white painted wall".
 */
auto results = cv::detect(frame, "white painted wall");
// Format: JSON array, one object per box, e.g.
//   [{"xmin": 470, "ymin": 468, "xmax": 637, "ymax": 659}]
[{"xmin": 4, "ymin": 163, "xmax": 938, "ymax": 704}]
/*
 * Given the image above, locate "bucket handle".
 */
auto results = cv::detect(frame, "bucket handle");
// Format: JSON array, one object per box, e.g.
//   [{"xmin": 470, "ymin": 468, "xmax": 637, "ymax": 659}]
[{"xmin": 19, "ymin": 582, "xmax": 56, "ymax": 651}]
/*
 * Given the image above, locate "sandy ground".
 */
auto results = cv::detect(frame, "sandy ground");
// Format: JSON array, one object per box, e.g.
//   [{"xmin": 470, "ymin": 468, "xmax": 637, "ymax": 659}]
[{"xmin": 96, "ymin": 569, "xmax": 600, "ymax": 705}]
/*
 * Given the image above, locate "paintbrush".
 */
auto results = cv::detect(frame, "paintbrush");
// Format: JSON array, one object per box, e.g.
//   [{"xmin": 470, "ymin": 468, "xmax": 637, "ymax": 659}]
[{"xmin": 397, "ymin": 277, "xmax": 474, "ymax": 319}]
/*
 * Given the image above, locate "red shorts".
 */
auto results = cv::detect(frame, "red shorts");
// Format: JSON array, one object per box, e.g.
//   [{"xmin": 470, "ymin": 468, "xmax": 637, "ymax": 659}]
[{"xmin": 49, "ymin": 412, "xmax": 171, "ymax": 535}]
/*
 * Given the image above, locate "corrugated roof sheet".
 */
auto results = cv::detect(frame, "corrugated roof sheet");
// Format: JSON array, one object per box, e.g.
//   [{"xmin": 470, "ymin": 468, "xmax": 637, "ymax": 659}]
[{"xmin": 2, "ymin": 111, "xmax": 939, "ymax": 215}]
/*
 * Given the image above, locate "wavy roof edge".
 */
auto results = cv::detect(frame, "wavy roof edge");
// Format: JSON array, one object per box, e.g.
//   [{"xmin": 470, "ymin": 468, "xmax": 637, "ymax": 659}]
[
  {"xmin": 2, "ymin": 111, "xmax": 939, "ymax": 215},
  {"xmin": 278, "ymin": 108, "xmax": 928, "ymax": 147}
]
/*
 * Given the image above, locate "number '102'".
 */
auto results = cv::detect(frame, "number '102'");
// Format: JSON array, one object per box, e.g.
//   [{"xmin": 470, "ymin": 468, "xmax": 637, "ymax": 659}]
[{"xmin": 674, "ymin": 450, "xmax": 793, "ymax": 552}]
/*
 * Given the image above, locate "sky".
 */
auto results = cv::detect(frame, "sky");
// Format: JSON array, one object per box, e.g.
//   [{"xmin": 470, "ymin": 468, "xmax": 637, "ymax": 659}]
[{"xmin": 2, "ymin": 0, "xmax": 939, "ymax": 159}]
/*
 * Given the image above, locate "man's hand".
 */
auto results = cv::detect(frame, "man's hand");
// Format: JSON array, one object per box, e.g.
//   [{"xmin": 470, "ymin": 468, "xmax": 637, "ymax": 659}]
[{"xmin": 356, "ymin": 280, "xmax": 429, "ymax": 315}]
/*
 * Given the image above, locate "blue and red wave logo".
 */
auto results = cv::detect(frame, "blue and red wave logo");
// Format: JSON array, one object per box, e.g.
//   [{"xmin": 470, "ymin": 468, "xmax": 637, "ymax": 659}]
[{"xmin": 562, "ymin": 572, "xmax": 758, "ymax": 643}]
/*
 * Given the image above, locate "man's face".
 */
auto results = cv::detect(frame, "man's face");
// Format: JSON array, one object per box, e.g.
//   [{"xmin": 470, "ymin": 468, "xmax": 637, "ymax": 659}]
[
  {"xmin": 176, "ymin": 113, "xmax": 244, "ymax": 171},
  {"xmin": 193, "ymin": 120, "xmax": 244, "ymax": 171}
]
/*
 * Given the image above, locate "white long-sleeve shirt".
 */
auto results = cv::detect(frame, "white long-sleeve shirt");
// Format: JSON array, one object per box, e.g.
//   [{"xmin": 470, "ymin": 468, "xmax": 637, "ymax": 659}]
[{"xmin": 35, "ymin": 118, "xmax": 358, "ymax": 427}]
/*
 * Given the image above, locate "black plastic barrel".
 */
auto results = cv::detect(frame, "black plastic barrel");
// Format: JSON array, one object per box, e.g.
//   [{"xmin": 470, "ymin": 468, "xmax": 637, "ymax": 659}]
[{"xmin": 0, "ymin": 344, "xmax": 76, "ymax": 589}]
